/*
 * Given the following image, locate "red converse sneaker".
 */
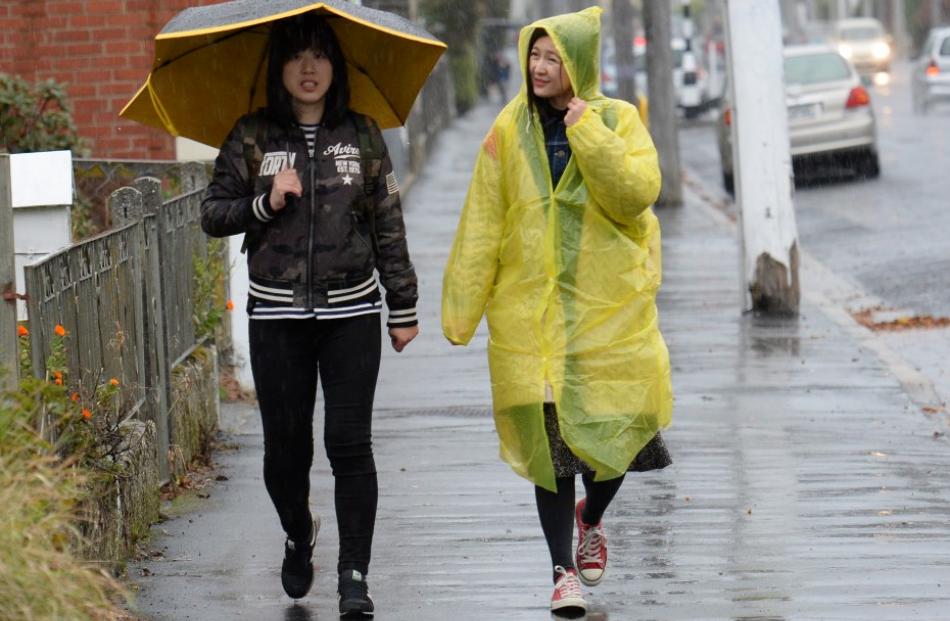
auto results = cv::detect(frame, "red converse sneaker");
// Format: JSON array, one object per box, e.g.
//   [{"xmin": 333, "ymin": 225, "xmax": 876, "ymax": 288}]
[
  {"xmin": 551, "ymin": 565, "xmax": 587, "ymax": 613},
  {"xmin": 575, "ymin": 498, "xmax": 607, "ymax": 586}
]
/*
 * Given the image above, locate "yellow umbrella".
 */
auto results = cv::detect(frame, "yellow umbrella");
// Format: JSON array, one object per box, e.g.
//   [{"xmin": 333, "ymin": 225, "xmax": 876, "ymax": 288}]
[{"xmin": 121, "ymin": 0, "xmax": 446, "ymax": 148}]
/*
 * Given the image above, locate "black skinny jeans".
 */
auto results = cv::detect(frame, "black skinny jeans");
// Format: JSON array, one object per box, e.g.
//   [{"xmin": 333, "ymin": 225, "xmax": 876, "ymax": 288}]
[{"xmin": 249, "ymin": 314, "xmax": 381, "ymax": 575}]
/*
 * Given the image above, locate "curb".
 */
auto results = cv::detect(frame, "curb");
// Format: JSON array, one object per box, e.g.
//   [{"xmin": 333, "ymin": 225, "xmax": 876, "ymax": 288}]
[{"xmin": 680, "ymin": 168, "xmax": 945, "ymax": 413}]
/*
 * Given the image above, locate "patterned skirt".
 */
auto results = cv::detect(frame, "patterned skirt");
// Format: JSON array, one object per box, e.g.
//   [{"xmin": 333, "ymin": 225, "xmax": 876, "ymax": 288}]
[{"xmin": 543, "ymin": 402, "xmax": 672, "ymax": 477}]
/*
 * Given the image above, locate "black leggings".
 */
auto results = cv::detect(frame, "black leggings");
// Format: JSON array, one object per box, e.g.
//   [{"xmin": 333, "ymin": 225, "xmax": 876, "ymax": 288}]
[
  {"xmin": 535, "ymin": 473, "xmax": 625, "ymax": 581},
  {"xmin": 250, "ymin": 314, "xmax": 381, "ymax": 575}
]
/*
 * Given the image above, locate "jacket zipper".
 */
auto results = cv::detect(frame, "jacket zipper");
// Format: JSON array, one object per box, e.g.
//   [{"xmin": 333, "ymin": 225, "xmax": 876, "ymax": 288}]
[{"xmin": 306, "ymin": 139, "xmax": 317, "ymax": 309}]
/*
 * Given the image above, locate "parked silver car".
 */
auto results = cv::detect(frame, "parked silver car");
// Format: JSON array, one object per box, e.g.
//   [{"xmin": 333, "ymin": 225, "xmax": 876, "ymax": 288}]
[
  {"xmin": 911, "ymin": 26, "xmax": 950, "ymax": 114},
  {"xmin": 717, "ymin": 45, "xmax": 880, "ymax": 193}
]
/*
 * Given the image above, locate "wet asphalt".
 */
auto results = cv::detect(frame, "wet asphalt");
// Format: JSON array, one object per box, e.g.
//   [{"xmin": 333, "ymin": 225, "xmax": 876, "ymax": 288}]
[
  {"xmin": 129, "ymin": 102, "xmax": 950, "ymax": 620},
  {"xmin": 679, "ymin": 59, "xmax": 950, "ymax": 417}
]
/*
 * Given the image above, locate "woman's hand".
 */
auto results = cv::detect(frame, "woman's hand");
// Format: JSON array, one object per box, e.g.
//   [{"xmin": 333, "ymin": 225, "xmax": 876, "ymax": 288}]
[
  {"xmin": 564, "ymin": 97, "xmax": 587, "ymax": 126},
  {"xmin": 389, "ymin": 325, "xmax": 419, "ymax": 352},
  {"xmin": 269, "ymin": 167, "xmax": 303, "ymax": 211}
]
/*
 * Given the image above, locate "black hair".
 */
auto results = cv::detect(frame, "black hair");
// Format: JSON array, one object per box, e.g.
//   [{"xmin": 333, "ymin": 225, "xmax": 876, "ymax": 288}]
[
  {"xmin": 525, "ymin": 28, "xmax": 549, "ymax": 116},
  {"xmin": 266, "ymin": 13, "xmax": 350, "ymax": 129}
]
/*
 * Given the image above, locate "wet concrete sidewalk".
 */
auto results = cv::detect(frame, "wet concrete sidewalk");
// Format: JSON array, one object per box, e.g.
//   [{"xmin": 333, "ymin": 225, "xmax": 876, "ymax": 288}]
[{"xmin": 130, "ymin": 104, "xmax": 950, "ymax": 621}]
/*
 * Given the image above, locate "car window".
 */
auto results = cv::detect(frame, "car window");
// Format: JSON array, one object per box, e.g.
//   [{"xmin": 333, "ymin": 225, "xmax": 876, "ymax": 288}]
[
  {"xmin": 839, "ymin": 26, "xmax": 883, "ymax": 41},
  {"xmin": 941, "ymin": 36, "xmax": 950, "ymax": 56},
  {"xmin": 784, "ymin": 53, "xmax": 851, "ymax": 85}
]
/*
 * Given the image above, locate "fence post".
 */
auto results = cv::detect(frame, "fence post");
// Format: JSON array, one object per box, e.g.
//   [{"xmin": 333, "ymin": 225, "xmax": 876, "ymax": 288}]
[
  {"xmin": 109, "ymin": 186, "xmax": 145, "ymax": 229},
  {"xmin": 180, "ymin": 162, "xmax": 208, "ymax": 194},
  {"xmin": 128, "ymin": 177, "xmax": 172, "ymax": 481},
  {"xmin": 134, "ymin": 177, "xmax": 163, "ymax": 216},
  {"xmin": 0, "ymin": 155, "xmax": 17, "ymax": 390}
]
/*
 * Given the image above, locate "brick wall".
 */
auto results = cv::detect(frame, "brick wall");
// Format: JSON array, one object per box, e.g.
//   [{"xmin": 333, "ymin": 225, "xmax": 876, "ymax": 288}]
[{"xmin": 0, "ymin": 0, "xmax": 220, "ymax": 159}]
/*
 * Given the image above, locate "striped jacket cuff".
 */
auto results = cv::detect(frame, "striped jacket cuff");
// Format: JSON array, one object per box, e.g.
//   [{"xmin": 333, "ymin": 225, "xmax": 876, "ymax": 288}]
[
  {"xmin": 387, "ymin": 307, "xmax": 418, "ymax": 328},
  {"xmin": 251, "ymin": 193, "xmax": 276, "ymax": 223}
]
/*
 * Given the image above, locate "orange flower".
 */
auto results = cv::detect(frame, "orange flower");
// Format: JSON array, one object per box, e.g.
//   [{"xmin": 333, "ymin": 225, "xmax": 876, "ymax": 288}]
[
  {"xmin": 82, "ymin": 408, "xmax": 92, "ymax": 420},
  {"xmin": 54, "ymin": 324, "xmax": 66, "ymax": 337},
  {"xmin": 54, "ymin": 377, "xmax": 63, "ymax": 386},
  {"xmin": 71, "ymin": 392, "xmax": 80, "ymax": 402},
  {"xmin": 17, "ymin": 325, "xmax": 28, "ymax": 337},
  {"xmin": 226, "ymin": 299, "xmax": 235, "ymax": 311},
  {"xmin": 53, "ymin": 371, "xmax": 63, "ymax": 380},
  {"xmin": 109, "ymin": 378, "xmax": 119, "ymax": 387}
]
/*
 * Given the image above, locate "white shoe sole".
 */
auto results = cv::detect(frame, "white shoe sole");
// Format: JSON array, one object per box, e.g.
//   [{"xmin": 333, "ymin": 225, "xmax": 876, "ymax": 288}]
[
  {"xmin": 551, "ymin": 596, "xmax": 587, "ymax": 612},
  {"xmin": 577, "ymin": 567, "xmax": 604, "ymax": 587}
]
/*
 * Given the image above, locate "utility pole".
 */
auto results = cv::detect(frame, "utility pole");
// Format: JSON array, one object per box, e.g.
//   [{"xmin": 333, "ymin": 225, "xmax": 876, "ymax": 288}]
[
  {"xmin": 643, "ymin": 0, "xmax": 682, "ymax": 207},
  {"xmin": 723, "ymin": 0, "xmax": 800, "ymax": 313},
  {"xmin": 612, "ymin": 0, "xmax": 637, "ymax": 104},
  {"xmin": 1, "ymin": 156, "xmax": 17, "ymax": 389}
]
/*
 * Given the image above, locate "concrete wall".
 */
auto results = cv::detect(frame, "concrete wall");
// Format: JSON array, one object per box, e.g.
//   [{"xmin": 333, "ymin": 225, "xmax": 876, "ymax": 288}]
[{"xmin": 79, "ymin": 419, "xmax": 160, "ymax": 565}]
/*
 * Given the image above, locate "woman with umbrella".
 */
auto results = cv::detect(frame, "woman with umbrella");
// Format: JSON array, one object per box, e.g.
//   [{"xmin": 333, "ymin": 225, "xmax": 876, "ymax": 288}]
[
  {"xmin": 442, "ymin": 7, "xmax": 673, "ymax": 614},
  {"xmin": 201, "ymin": 12, "xmax": 418, "ymax": 614}
]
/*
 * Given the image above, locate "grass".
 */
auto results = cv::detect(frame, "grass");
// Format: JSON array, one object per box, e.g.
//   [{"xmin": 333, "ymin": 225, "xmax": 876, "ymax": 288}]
[{"xmin": 0, "ymin": 380, "xmax": 130, "ymax": 621}]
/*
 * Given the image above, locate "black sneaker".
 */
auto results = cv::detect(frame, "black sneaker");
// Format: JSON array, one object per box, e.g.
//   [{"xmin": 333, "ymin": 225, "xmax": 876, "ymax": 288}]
[
  {"xmin": 338, "ymin": 569, "xmax": 374, "ymax": 617},
  {"xmin": 281, "ymin": 517, "xmax": 318, "ymax": 599}
]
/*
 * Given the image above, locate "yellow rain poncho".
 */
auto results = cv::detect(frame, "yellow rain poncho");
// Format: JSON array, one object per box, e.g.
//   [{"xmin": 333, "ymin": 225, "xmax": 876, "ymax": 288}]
[{"xmin": 441, "ymin": 7, "xmax": 672, "ymax": 492}]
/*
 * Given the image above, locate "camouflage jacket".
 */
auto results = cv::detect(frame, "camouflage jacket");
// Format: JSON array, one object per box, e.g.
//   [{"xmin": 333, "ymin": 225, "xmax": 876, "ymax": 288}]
[{"xmin": 201, "ymin": 110, "xmax": 418, "ymax": 327}]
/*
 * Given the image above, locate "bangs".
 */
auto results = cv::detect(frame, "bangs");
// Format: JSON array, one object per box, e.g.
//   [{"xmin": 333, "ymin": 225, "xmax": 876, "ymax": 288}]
[{"xmin": 271, "ymin": 16, "xmax": 334, "ymax": 63}]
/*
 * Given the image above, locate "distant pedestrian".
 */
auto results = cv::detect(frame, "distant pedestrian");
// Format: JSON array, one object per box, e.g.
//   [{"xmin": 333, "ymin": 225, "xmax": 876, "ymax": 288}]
[
  {"xmin": 201, "ymin": 12, "xmax": 419, "ymax": 616},
  {"xmin": 493, "ymin": 51, "xmax": 511, "ymax": 102},
  {"xmin": 442, "ymin": 7, "xmax": 672, "ymax": 615}
]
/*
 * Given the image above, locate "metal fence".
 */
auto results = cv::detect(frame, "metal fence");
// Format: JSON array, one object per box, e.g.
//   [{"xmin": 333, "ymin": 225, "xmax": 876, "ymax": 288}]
[
  {"xmin": 23, "ymin": 168, "xmax": 221, "ymax": 480},
  {"xmin": 406, "ymin": 57, "xmax": 455, "ymax": 177}
]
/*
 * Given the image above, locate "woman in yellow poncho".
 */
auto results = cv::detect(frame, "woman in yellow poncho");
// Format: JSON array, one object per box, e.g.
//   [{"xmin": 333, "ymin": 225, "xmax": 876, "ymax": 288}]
[{"xmin": 442, "ymin": 7, "xmax": 673, "ymax": 614}]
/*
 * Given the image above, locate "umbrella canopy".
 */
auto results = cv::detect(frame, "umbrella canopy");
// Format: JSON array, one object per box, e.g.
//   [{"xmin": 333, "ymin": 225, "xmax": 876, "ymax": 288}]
[{"xmin": 121, "ymin": 0, "xmax": 446, "ymax": 147}]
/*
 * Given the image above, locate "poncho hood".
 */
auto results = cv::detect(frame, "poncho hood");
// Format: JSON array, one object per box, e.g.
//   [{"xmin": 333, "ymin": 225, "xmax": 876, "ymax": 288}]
[{"xmin": 517, "ymin": 6, "xmax": 604, "ymax": 101}]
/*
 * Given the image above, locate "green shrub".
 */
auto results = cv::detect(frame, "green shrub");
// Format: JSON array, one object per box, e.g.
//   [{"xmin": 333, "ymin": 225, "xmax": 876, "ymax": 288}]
[
  {"xmin": 193, "ymin": 238, "xmax": 232, "ymax": 342},
  {"xmin": 0, "ymin": 73, "xmax": 85, "ymax": 155}
]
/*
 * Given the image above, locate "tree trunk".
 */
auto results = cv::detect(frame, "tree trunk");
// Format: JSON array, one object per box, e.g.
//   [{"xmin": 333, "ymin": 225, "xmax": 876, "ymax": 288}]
[
  {"xmin": 612, "ymin": 0, "xmax": 638, "ymax": 103},
  {"xmin": 643, "ymin": 0, "xmax": 683, "ymax": 207},
  {"xmin": 781, "ymin": 0, "xmax": 806, "ymax": 43}
]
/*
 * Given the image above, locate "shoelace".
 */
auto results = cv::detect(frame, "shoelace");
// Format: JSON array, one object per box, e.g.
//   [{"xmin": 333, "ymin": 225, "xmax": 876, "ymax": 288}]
[
  {"xmin": 554, "ymin": 565, "xmax": 583, "ymax": 599},
  {"xmin": 577, "ymin": 523, "xmax": 606, "ymax": 564}
]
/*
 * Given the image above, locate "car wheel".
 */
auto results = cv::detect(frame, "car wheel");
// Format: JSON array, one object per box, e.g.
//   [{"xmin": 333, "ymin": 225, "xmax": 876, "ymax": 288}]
[
  {"xmin": 722, "ymin": 170, "xmax": 734, "ymax": 194},
  {"xmin": 860, "ymin": 150, "xmax": 881, "ymax": 179}
]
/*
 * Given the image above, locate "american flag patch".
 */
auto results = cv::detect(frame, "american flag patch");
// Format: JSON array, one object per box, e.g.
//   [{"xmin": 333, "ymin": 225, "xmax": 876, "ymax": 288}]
[{"xmin": 386, "ymin": 172, "xmax": 399, "ymax": 195}]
